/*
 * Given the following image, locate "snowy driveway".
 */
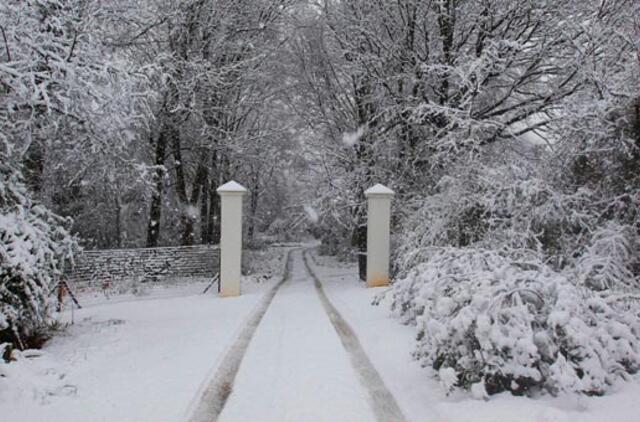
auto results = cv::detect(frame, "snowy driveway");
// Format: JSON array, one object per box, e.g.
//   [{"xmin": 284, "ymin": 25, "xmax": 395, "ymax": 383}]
[{"xmin": 212, "ymin": 249, "xmax": 402, "ymax": 422}]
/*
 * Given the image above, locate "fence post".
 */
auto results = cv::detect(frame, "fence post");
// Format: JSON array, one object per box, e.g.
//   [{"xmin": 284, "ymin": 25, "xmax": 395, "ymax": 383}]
[
  {"xmin": 364, "ymin": 184, "xmax": 394, "ymax": 287},
  {"xmin": 217, "ymin": 181, "xmax": 247, "ymax": 297}
]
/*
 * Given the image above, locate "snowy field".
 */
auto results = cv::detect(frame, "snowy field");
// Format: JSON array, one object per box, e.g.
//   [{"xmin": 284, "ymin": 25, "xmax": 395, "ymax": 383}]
[{"xmin": 2, "ymin": 247, "xmax": 640, "ymax": 422}]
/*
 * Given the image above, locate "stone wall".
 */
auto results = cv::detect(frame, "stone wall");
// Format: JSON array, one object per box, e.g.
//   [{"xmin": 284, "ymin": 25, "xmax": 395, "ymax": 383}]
[{"xmin": 66, "ymin": 245, "xmax": 219, "ymax": 288}]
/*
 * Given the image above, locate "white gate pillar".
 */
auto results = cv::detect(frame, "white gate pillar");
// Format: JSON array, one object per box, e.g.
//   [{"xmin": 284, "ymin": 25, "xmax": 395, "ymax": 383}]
[
  {"xmin": 217, "ymin": 181, "xmax": 247, "ymax": 297},
  {"xmin": 364, "ymin": 184, "xmax": 394, "ymax": 287}
]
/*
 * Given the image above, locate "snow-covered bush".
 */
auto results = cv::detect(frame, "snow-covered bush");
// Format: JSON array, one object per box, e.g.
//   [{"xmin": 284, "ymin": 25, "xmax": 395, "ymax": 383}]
[
  {"xmin": 0, "ymin": 160, "xmax": 75, "ymax": 350},
  {"xmin": 574, "ymin": 223, "xmax": 639, "ymax": 291},
  {"xmin": 397, "ymin": 161, "xmax": 597, "ymax": 270},
  {"xmin": 388, "ymin": 247, "xmax": 640, "ymax": 395},
  {"xmin": 396, "ymin": 160, "xmax": 639, "ymax": 286}
]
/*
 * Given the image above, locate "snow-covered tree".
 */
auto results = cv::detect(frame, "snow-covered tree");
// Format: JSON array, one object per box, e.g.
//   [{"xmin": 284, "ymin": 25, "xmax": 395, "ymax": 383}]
[
  {"xmin": 289, "ymin": 0, "xmax": 605, "ymax": 276},
  {"xmin": 0, "ymin": 150, "xmax": 74, "ymax": 349},
  {"xmin": 1, "ymin": 0, "xmax": 156, "ymax": 249}
]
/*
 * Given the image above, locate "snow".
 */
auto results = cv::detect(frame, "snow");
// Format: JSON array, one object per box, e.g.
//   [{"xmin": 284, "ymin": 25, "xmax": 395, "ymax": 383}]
[
  {"xmin": 364, "ymin": 183, "xmax": 395, "ymax": 196},
  {"xmin": 341, "ymin": 126, "xmax": 364, "ymax": 146},
  {"xmin": 470, "ymin": 382, "xmax": 489, "ymax": 401},
  {"xmin": 439, "ymin": 367, "xmax": 458, "ymax": 393},
  {"xmin": 4, "ymin": 247, "xmax": 640, "ymax": 422},
  {"xmin": 184, "ymin": 204, "xmax": 200, "ymax": 219},
  {"xmin": 218, "ymin": 250, "xmax": 375, "ymax": 421},
  {"xmin": 216, "ymin": 181, "xmax": 248, "ymax": 193},
  {"xmin": 0, "ymin": 279, "xmax": 276, "ymax": 422},
  {"xmin": 307, "ymin": 250, "xmax": 640, "ymax": 422},
  {"xmin": 303, "ymin": 204, "xmax": 319, "ymax": 223}
]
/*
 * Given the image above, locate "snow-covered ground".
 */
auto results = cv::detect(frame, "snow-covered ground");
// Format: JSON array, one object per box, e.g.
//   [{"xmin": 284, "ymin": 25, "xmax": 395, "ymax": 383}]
[
  {"xmin": 218, "ymin": 249, "xmax": 376, "ymax": 421},
  {"xmin": 3, "ymin": 246, "xmax": 640, "ymax": 422},
  {"xmin": 0, "ymin": 277, "xmax": 278, "ymax": 422},
  {"xmin": 308, "ymin": 250, "xmax": 640, "ymax": 422}
]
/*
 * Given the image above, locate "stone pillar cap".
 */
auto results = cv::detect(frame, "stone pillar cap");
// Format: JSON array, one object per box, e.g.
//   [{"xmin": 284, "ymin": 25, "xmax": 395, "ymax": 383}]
[
  {"xmin": 364, "ymin": 183, "xmax": 394, "ymax": 197},
  {"xmin": 217, "ymin": 180, "xmax": 248, "ymax": 195}
]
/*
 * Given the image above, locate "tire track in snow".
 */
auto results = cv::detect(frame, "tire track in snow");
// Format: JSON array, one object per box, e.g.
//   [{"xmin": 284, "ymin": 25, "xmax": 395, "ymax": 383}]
[
  {"xmin": 187, "ymin": 248, "xmax": 295, "ymax": 422},
  {"xmin": 302, "ymin": 249, "xmax": 407, "ymax": 422}
]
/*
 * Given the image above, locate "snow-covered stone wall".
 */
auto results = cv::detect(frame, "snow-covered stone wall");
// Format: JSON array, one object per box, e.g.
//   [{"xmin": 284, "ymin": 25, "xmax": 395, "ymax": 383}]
[{"xmin": 65, "ymin": 245, "xmax": 219, "ymax": 288}]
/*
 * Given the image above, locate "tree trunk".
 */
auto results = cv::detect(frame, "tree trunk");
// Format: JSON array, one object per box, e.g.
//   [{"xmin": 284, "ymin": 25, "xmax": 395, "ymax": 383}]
[
  {"xmin": 352, "ymin": 76, "xmax": 374, "ymax": 282},
  {"xmin": 170, "ymin": 129, "xmax": 191, "ymax": 245},
  {"xmin": 182, "ymin": 159, "xmax": 208, "ymax": 245},
  {"xmin": 146, "ymin": 131, "xmax": 167, "ymax": 247},
  {"xmin": 356, "ymin": 213, "xmax": 367, "ymax": 281},
  {"xmin": 115, "ymin": 194, "xmax": 122, "ymax": 248},
  {"xmin": 247, "ymin": 170, "xmax": 260, "ymax": 241},
  {"xmin": 23, "ymin": 141, "xmax": 45, "ymax": 197},
  {"xmin": 208, "ymin": 185, "xmax": 220, "ymax": 244},
  {"xmin": 200, "ymin": 175, "xmax": 210, "ymax": 244}
]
